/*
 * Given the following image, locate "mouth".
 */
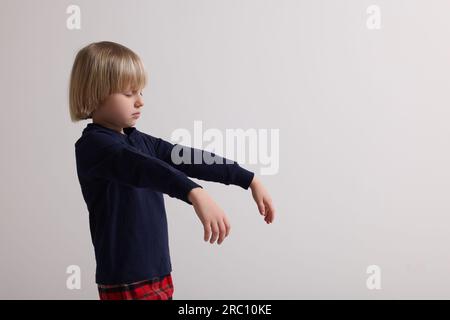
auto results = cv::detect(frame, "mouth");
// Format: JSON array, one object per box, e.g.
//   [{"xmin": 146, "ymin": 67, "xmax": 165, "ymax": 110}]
[{"xmin": 132, "ymin": 112, "xmax": 141, "ymax": 117}]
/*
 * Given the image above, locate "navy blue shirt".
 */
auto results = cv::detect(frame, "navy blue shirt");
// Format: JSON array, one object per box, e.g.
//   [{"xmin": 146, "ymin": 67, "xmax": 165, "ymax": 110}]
[{"xmin": 75, "ymin": 122, "xmax": 255, "ymax": 285}]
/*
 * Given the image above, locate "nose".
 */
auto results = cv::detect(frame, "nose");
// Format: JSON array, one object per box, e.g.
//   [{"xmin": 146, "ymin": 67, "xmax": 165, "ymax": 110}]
[{"xmin": 135, "ymin": 96, "xmax": 144, "ymax": 109}]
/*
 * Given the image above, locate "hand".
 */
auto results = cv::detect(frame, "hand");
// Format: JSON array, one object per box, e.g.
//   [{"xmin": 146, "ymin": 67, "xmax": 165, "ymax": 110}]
[
  {"xmin": 249, "ymin": 176, "xmax": 276, "ymax": 224},
  {"xmin": 188, "ymin": 187, "xmax": 231, "ymax": 245}
]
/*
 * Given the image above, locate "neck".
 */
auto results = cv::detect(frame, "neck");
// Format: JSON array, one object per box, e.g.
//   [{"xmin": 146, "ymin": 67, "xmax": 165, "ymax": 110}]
[{"xmin": 92, "ymin": 119, "xmax": 125, "ymax": 135}]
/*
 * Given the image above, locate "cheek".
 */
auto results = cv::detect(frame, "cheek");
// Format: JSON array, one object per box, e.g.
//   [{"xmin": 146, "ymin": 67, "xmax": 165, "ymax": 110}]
[{"xmin": 109, "ymin": 95, "xmax": 132, "ymax": 116}]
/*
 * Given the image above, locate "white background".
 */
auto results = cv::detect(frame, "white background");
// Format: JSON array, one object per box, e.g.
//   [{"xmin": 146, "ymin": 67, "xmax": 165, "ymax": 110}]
[{"xmin": 1, "ymin": 0, "xmax": 450, "ymax": 299}]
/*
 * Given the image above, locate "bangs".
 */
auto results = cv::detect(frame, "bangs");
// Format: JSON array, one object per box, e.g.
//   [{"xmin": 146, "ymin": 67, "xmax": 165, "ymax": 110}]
[{"xmin": 113, "ymin": 54, "xmax": 148, "ymax": 93}]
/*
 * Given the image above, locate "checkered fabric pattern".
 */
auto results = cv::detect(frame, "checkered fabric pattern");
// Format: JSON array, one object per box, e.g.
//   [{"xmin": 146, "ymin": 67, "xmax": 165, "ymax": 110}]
[{"xmin": 97, "ymin": 273, "xmax": 174, "ymax": 300}]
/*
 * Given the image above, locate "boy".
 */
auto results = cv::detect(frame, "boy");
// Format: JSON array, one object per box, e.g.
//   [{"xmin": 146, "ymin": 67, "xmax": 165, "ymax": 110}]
[{"xmin": 69, "ymin": 41, "xmax": 275, "ymax": 300}]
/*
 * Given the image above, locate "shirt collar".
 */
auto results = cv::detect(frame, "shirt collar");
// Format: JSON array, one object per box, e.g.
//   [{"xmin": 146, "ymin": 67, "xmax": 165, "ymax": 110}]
[{"xmin": 84, "ymin": 122, "xmax": 137, "ymax": 140}]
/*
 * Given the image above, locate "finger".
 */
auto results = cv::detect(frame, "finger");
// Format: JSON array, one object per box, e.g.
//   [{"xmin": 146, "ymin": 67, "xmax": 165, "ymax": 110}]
[
  {"xmin": 210, "ymin": 221, "xmax": 219, "ymax": 244},
  {"xmin": 264, "ymin": 206, "xmax": 270, "ymax": 223},
  {"xmin": 204, "ymin": 223, "xmax": 211, "ymax": 242},
  {"xmin": 217, "ymin": 220, "xmax": 226, "ymax": 245},
  {"xmin": 257, "ymin": 200, "xmax": 266, "ymax": 216},
  {"xmin": 267, "ymin": 201, "xmax": 276, "ymax": 223},
  {"xmin": 224, "ymin": 217, "xmax": 231, "ymax": 237},
  {"xmin": 261, "ymin": 199, "xmax": 269, "ymax": 222}
]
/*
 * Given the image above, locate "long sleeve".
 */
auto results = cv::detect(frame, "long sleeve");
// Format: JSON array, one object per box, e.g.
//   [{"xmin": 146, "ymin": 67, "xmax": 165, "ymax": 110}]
[
  {"xmin": 76, "ymin": 132, "xmax": 202, "ymax": 205},
  {"xmin": 141, "ymin": 132, "xmax": 255, "ymax": 190}
]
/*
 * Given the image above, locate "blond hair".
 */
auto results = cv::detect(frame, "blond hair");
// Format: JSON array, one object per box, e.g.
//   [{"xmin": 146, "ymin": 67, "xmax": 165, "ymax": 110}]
[{"xmin": 69, "ymin": 41, "xmax": 148, "ymax": 122}]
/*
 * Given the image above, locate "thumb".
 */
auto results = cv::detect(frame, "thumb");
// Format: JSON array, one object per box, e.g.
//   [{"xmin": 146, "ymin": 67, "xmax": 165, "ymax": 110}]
[{"xmin": 257, "ymin": 201, "xmax": 266, "ymax": 215}]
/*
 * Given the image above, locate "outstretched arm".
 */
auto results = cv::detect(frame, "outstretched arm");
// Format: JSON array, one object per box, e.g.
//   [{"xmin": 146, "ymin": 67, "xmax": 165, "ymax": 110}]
[
  {"xmin": 141, "ymin": 133, "xmax": 254, "ymax": 190},
  {"xmin": 138, "ymin": 132, "xmax": 275, "ymax": 244},
  {"xmin": 76, "ymin": 132, "xmax": 202, "ymax": 205}
]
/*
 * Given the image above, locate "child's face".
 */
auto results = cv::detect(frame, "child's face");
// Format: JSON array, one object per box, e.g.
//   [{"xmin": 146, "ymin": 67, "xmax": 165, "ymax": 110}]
[{"xmin": 95, "ymin": 86, "xmax": 144, "ymax": 129}]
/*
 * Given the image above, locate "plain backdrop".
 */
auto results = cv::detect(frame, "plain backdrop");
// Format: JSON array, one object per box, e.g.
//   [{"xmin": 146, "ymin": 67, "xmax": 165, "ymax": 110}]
[{"xmin": 1, "ymin": 0, "xmax": 450, "ymax": 299}]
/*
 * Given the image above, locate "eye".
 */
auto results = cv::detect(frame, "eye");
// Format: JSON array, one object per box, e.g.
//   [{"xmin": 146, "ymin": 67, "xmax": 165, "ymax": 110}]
[{"xmin": 124, "ymin": 91, "xmax": 143, "ymax": 97}]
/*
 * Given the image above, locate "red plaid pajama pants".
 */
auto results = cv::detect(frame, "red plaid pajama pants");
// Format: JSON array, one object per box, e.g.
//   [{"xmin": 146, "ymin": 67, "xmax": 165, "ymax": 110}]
[{"xmin": 97, "ymin": 273, "xmax": 174, "ymax": 300}]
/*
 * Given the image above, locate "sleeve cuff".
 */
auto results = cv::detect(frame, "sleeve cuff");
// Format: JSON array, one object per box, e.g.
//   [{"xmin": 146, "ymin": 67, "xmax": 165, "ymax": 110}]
[
  {"xmin": 169, "ymin": 174, "xmax": 203, "ymax": 205},
  {"xmin": 230, "ymin": 166, "xmax": 255, "ymax": 190}
]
